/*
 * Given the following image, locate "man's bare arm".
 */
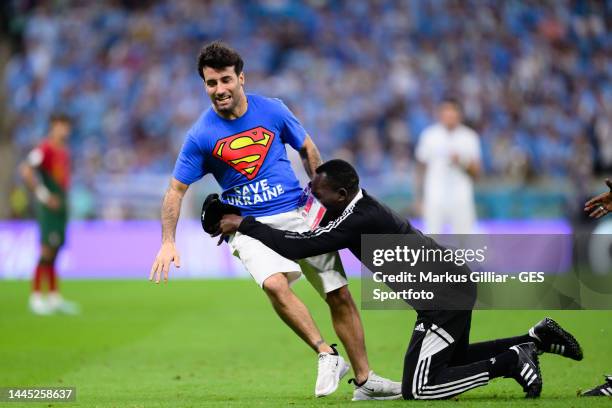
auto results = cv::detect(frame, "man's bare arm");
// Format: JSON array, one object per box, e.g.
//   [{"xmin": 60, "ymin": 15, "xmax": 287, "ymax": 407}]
[
  {"xmin": 299, "ymin": 136, "xmax": 322, "ymax": 179},
  {"xmin": 150, "ymin": 178, "xmax": 189, "ymax": 283},
  {"xmin": 20, "ymin": 162, "xmax": 38, "ymax": 192},
  {"xmin": 19, "ymin": 160, "xmax": 61, "ymax": 209},
  {"xmin": 161, "ymin": 178, "xmax": 189, "ymax": 243}
]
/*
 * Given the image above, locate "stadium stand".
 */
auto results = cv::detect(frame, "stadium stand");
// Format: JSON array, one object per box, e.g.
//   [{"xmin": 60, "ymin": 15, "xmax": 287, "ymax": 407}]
[{"xmin": 3, "ymin": 0, "xmax": 610, "ymax": 220}]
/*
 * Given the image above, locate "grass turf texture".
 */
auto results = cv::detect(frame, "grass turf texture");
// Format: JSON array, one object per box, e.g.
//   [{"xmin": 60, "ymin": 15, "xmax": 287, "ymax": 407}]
[{"xmin": 0, "ymin": 279, "xmax": 610, "ymax": 407}]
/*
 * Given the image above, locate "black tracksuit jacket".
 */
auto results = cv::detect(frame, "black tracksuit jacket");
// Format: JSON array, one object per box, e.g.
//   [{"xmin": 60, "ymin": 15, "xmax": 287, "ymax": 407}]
[{"xmin": 238, "ymin": 189, "xmax": 476, "ymax": 317}]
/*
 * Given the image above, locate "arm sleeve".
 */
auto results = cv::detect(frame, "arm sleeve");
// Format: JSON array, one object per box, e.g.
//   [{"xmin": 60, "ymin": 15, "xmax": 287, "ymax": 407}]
[
  {"xmin": 276, "ymin": 99, "xmax": 307, "ymax": 150},
  {"xmin": 172, "ymin": 134, "xmax": 207, "ymax": 185},
  {"xmin": 467, "ymin": 131, "xmax": 482, "ymax": 163},
  {"xmin": 27, "ymin": 147, "xmax": 45, "ymax": 167},
  {"xmin": 238, "ymin": 211, "xmax": 364, "ymax": 259}
]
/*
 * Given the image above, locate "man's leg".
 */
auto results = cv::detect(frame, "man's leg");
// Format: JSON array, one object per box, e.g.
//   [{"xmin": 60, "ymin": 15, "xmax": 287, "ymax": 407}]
[
  {"xmin": 326, "ymin": 286, "xmax": 402, "ymax": 401},
  {"xmin": 42, "ymin": 244, "xmax": 59, "ymax": 291},
  {"xmin": 402, "ymin": 312, "xmax": 542, "ymax": 400},
  {"xmin": 29, "ymin": 244, "xmax": 57, "ymax": 315},
  {"xmin": 450, "ymin": 199, "xmax": 476, "ymax": 234},
  {"xmin": 262, "ymin": 272, "xmax": 333, "ymax": 353},
  {"xmin": 41, "ymin": 230, "xmax": 79, "ymax": 314},
  {"xmin": 458, "ymin": 336, "xmax": 533, "ymax": 364},
  {"xmin": 33, "ymin": 245, "xmax": 56, "ymax": 292},
  {"xmin": 230, "ymin": 228, "xmax": 328, "ymax": 351},
  {"xmin": 402, "ymin": 312, "xmax": 490, "ymax": 400},
  {"xmin": 325, "ymin": 286, "xmax": 369, "ymax": 382},
  {"xmin": 262, "ymin": 272, "xmax": 350, "ymax": 397},
  {"xmin": 448, "ymin": 312, "xmax": 532, "ymax": 366},
  {"xmin": 423, "ymin": 199, "xmax": 444, "ymax": 234},
  {"xmin": 229, "ymin": 227, "xmax": 351, "ymax": 397},
  {"xmin": 456, "ymin": 318, "xmax": 582, "ymax": 364},
  {"xmin": 297, "ymin": 247, "xmax": 401, "ymax": 399}
]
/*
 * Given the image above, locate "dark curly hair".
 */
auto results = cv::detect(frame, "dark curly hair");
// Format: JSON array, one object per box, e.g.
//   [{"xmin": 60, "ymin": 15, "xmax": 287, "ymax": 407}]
[{"xmin": 197, "ymin": 41, "xmax": 244, "ymax": 80}]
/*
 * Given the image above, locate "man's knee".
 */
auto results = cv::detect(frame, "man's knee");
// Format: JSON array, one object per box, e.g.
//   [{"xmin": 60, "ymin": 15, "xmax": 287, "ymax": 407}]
[
  {"xmin": 402, "ymin": 379, "xmax": 427, "ymax": 400},
  {"xmin": 40, "ymin": 245, "xmax": 57, "ymax": 264},
  {"xmin": 325, "ymin": 285, "xmax": 353, "ymax": 308},
  {"xmin": 262, "ymin": 273, "xmax": 292, "ymax": 301}
]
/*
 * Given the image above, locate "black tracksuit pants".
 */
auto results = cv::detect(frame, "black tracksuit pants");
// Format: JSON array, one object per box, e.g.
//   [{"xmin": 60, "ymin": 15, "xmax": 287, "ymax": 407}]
[{"xmin": 402, "ymin": 310, "xmax": 532, "ymax": 400}]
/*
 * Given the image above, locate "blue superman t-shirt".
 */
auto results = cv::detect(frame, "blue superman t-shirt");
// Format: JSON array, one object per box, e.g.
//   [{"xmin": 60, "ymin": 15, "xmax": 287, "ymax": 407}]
[{"xmin": 173, "ymin": 93, "xmax": 307, "ymax": 217}]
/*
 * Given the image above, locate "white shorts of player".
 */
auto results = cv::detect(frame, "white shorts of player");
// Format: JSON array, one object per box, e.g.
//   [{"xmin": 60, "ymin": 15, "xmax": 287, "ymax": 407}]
[
  {"xmin": 228, "ymin": 208, "xmax": 347, "ymax": 297},
  {"xmin": 423, "ymin": 197, "xmax": 476, "ymax": 235}
]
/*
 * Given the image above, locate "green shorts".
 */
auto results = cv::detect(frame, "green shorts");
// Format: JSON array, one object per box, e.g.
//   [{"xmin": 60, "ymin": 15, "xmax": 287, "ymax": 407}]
[{"xmin": 37, "ymin": 206, "xmax": 67, "ymax": 248}]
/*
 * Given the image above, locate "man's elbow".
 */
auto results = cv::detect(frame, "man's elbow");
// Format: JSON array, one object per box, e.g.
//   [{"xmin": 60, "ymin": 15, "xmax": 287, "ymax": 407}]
[
  {"xmin": 299, "ymin": 136, "xmax": 320, "ymax": 157},
  {"xmin": 169, "ymin": 178, "xmax": 189, "ymax": 197},
  {"xmin": 19, "ymin": 163, "xmax": 32, "ymax": 181}
]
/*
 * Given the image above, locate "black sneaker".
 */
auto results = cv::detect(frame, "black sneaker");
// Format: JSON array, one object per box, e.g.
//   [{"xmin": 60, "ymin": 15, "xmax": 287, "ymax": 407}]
[
  {"xmin": 581, "ymin": 375, "xmax": 612, "ymax": 397},
  {"xmin": 509, "ymin": 342, "xmax": 542, "ymax": 398},
  {"xmin": 529, "ymin": 317, "xmax": 583, "ymax": 361}
]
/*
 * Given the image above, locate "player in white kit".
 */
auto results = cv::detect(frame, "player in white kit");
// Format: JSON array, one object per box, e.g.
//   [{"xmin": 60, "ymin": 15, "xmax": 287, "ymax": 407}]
[{"xmin": 416, "ymin": 98, "xmax": 482, "ymax": 234}]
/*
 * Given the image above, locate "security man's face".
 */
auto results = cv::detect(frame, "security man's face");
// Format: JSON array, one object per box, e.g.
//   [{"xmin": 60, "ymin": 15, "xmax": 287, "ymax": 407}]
[{"xmin": 311, "ymin": 173, "xmax": 350, "ymax": 217}]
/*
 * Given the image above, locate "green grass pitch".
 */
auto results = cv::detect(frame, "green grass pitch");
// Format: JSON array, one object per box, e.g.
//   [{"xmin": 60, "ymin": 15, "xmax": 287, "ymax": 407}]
[{"xmin": 0, "ymin": 278, "xmax": 611, "ymax": 407}]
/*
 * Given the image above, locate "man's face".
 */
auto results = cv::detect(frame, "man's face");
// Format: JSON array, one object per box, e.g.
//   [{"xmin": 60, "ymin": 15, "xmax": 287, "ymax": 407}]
[
  {"xmin": 439, "ymin": 103, "xmax": 461, "ymax": 129},
  {"xmin": 311, "ymin": 173, "xmax": 348, "ymax": 216},
  {"xmin": 202, "ymin": 65, "xmax": 245, "ymax": 114},
  {"xmin": 50, "ymin": 121, "xmax": 71, "ymax": 145}
]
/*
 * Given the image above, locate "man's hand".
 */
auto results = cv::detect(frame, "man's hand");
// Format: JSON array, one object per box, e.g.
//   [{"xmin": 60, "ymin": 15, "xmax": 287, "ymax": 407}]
[
  {"xmin": 212, "ymin": 214, "xmax": 244, "ymax": 245},
  {"xmin": 584, "ymin": 179, "xmax": 612, "ymax": 219},
  {"xmin": 46, "ymin": 194, "xmax": 62, "ymax": 210},
  {"xmin": 150, "ymin": 178, "xmax": 187, "ymax": 283},
  {"xmin": 149, "ymin": 242, "xmax": 181, "ymax": 283},
  {"xmin": 34, "ymin": 184, "xmax": 61, "ymax": 210},
  {"xmin": 450, "ymin": 153, "xmax": 461, "ymax": 166},
  {"xmin": 451, "ymin": 154, "xmax": 480, "ymax": 179}
]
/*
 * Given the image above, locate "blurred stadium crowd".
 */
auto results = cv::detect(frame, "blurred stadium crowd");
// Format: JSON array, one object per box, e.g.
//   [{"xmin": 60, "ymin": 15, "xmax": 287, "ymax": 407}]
[{"xmin": 2, "ymin": 0, "xmax": 610, "ymax": 220}]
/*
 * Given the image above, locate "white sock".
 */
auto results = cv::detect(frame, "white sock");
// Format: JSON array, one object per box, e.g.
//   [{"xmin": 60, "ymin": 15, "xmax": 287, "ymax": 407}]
[
  {"xmin": 30, "ymin": 292, "xmax": 43, "ymax": 301},
  {"xmin": 47, "ymin": 292, "xmax": 62, "ymax": 307}
]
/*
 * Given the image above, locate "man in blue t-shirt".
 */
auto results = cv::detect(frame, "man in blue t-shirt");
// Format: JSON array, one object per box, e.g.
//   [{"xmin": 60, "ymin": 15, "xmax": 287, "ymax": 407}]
[{"xmin": 149, "ymin": 42, "xmax": 400, "ymax": 400}]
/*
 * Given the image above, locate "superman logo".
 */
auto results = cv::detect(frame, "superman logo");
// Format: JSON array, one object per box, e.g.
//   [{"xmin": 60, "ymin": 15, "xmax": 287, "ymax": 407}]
[{"xmin": 212, "ymin": 126, "xmax": 275, "ymax": 180}]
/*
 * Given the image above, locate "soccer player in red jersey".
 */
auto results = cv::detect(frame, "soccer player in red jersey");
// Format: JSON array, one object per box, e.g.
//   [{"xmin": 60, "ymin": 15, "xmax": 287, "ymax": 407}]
[{"xmin": 20, "ymin": 113, "xmax": 79, "ymax": 315}]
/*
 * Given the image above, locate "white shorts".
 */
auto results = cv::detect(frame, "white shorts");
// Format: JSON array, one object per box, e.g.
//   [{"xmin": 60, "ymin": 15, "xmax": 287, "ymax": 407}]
[
  {"xmin": 228, "ymin": 208, "xmax": 347, "ymax": 297},
  {"xmin": 423, "ymin": 198, "xmax": 476, "ymax": 234}
]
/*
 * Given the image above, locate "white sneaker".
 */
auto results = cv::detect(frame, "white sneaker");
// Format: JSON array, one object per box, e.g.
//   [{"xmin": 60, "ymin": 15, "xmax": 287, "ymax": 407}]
[
  {"xmin": 351, "ymin": 371, "xmax": 403, "ymax": 401},
  {"xmin": 29, "ymin": 293, "xmax": 53, "ymax": 315},
  {"xmin": 315, "ymin": 344, "xmax": 350, "ymax": 397},
  {"xmin": 48, "ymin": 293, "xmax": 80, "ymax": 315}
]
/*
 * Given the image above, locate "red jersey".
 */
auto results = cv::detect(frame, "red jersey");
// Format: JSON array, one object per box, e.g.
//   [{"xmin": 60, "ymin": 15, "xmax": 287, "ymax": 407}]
[{"xmin": 29, "ymin": 140, "xmax": 71, "ymax": 193}]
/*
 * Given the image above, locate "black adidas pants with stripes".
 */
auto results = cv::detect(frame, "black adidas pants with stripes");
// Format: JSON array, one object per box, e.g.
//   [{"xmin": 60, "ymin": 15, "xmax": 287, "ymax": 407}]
[{"xmin": 402, "ymin": 310, "xmax": 528, "ymax": 400}]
